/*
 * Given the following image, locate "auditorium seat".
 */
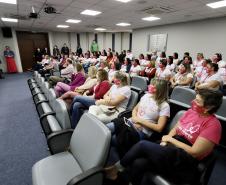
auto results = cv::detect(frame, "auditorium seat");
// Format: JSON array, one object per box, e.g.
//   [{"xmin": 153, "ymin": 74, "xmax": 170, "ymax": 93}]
[
  {"xmin": 32, "ymin": 113, "xmax": 111, "ymax": 185},
  {"xmin": 169, "ymin": 86, "xmax": 196, "ymax": 118},
  {"xmin": 130, "ymin": 76, "xmax": 148, "ymax": 96}
]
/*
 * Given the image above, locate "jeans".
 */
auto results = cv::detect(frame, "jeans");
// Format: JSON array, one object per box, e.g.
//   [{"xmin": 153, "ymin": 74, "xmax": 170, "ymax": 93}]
[{"xmin": 70, "ymin": 96, "xmax": 96, "ymax": 128}]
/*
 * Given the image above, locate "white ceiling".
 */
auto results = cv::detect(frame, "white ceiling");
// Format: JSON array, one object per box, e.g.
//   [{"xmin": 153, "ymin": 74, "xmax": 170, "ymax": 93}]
[{"xmin": 0, "ymin": 0, "xmax": 226, "ymax": 32}]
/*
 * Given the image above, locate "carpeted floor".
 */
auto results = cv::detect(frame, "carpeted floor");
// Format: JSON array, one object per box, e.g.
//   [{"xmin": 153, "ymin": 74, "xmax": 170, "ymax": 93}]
[
  {"xmin": 0, "ymin": 73, "xmax": 49, "ymax": 185},
  {"xmin": 0, "ymin": 72, "xmax": 225, "ymax": 185}
]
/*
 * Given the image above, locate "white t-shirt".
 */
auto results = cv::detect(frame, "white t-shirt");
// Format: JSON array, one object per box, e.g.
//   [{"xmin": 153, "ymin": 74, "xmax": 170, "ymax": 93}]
[
  {"xmin": 120, "ymin": 65, "xmax": 127, "ymax": 73},
  {"xmin": 218, "ymin": 60, "xmax": 226, "ymax": 68},
  {"xmin": 200, "ymin": 73, "xmax": 222, "ymax": 90},
  {"xmin": 130, "ymin": 65, "xmax": 142, "ymax": 77},
  {"xmin": 108, "ymin": 69, "xmax": 116, "ymax": 82},
  {"xmin": 140, "ymin": 59, "xmax": 149, "ymax": 66},
  {"xmin": 136, "ymin": 94, "xmax": 170, "ymax": 136},
  {"xmin": 166, "ymin": 63, "xmax": 176, "ymax": 72},
  {"xmin": 109, "ymin": 85, "xmax": 131, "ymax": 109},
  {"xmin": 126, "ymin": 53, "xmax": 133, "ymax": 60},
  {"xmin": 193, "ymin": 59, "xmax": 204, "ymax": 68},
  {"xmin": 156, "ymin": 68, "xmax": 171, "ymax": 80},
  {"xmin": 195, "ymin": 66, "xmax": 207, "ymax": 82},
  {"xmin": 217, "ymin": 68, "xmax": 226, "ymax": 84}
]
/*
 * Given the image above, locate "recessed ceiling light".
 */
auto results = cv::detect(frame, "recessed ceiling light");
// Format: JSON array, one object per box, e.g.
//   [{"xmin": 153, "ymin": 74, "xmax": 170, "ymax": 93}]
[
  {"xmin": 116, "ymin": 22, "xmax": 131, "ymax": 26},
  {"xmin": 1, "ymin": 17, "xmax": 18, "ymax": 22},
  {"xmin": 115, "ymin": 0, "xmax": 132, "ymax": 3},
  {"xmin": 66, "ymin": 19, "xmax": 81, "ymax": 23},
  {"xmin": 95, "ymin": 28, "xmax": 106, "ymax": 31},
  {"xmin": 0, "ymin": 0, "xmax": 17, "ymax": 4},
  {"xmin": 81, "ymin": 9, "xmax": 102, "ymax": 16},
  {"xmin": 142, "ymin": 16, "xmax": 161, "ymax": 21},
  {"xmin": 57, "ymin": 25, "xmax": 69, "ymax": 28},
  {"xmin": 207, "ymin": 0, "xmax": 226, "ymax": 9}
]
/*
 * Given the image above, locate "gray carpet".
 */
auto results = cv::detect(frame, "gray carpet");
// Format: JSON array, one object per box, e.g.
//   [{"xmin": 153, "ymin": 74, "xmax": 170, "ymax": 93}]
[{"xmin": 0, "ymin": 73, "xmax": 49, "ymax": 185}]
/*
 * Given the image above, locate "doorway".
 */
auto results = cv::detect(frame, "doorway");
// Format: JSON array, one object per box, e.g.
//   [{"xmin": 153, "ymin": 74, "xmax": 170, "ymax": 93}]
[{"xmin": 16, "ymin": 31, "xmax": 49, "ymax": 71}]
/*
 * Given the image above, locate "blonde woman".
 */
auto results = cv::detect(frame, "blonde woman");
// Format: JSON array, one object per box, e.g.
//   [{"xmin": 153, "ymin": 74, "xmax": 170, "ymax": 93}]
[{"xmin": 89, "ymin": 71, "xmax": 131, "ymax": 123}]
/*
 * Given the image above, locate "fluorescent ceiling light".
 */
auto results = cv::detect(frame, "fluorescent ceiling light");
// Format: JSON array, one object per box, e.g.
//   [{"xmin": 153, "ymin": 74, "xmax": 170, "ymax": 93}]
[
  {"xmin": 95, "ymin": 28, "xmax": 106, "ymax": 31},
  {"xmin": 116, "ymin": 22, "xmax": 131, "ymax": 26},
  {"xmin": 0, "ymin": 0, "xmax": 17, "ymax": 4},
  {"xmin": 1, "ymin": 17, "xmax": 18, "ymax": 22},
  {"xmin": 66, "ymin": 19, "xmax": 81, "ymax": 23},
  {"xmin": 206, "ymin": 0, "xmax": 226, "ymax": 8},
  {"xmin": 80, "ymin": 9, "xmax": 102, "ymax": 16},
  {"xmin": 57, "ymin": 25, "xmax": 69, "ymax": 28},
  {"xmin": 142, "ymin": 16, "xmax": 161, "ymax": 21},
  {"xmin": 115, "ymin": 0, "xmax": 132, "ymax": 3}
]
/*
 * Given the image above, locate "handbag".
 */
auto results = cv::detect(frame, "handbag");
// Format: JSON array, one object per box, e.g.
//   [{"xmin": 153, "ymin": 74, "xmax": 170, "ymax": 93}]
[
  {"xmin": 113, "ymin": 117, "xmax": 140, "ymax": 158},
  {"xmin": 99, "ymin": 104, "xmax": 118, "ymax": 115}
]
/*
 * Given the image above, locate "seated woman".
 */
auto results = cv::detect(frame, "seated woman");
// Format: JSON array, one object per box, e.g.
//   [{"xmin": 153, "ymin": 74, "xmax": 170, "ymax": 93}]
[
  {"xmin": 105, "ymin": 89, "xmax": 223, "ymax": 185},
  {"xmin": 139, "ymin": 61, "xmax": 156, "ymax": 80},
  {"xmin": 195, "ymin": 62, "xmax": 222, "ymax": 91},
  {"xmin": 166, "ymin": 56, "xmax": 176, "ymax": 73},
  {"xmin": 89, "ymin": 71, "xmax": 131, "ymax": 124},
  {"xmin": 155, "ymin": 59, "xmax": 172, "ymax": 81},
  {"xmin": 194, "ymin": 58, "xmax": 209, "ymax": 82},
  {"xmin": 108, "ymin": 62, "xmax": 121, "ymax": 83},
  {"xmin": 106, "ymin": 79, "xmax": 169, "ymax": 164},
  {"xmin": 129, "ymin": 59, "xmax": 142, "ymax": 77},
  {"xmin": 59, "ymin": 66, "xmax": 98, "ymax": 105},
  {"xmin": 70, "ymin": 69, "xmax": 110, "ymax": 128},
  {"xmin": 54, "ymin": 63, "xmax": 86, "ymax": 97},
  {"xmin": 170, "ymin": 63, "xmax": 193, "ymax": 88},
  {"xmin": 120, "ymin": 58, "xmax": 132, "ymax": 73}
]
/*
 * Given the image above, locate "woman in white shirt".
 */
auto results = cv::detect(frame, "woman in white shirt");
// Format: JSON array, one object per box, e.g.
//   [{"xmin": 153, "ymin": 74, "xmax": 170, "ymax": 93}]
[
  {"xmin": 166, "ymin": 56, "xmax": 176, "ymax": 73},
  {"xmin": 130, "ymin": 59, "xmax": 142, "ymax": 77},
  {"xmin": 89, "ymin": 71, "xmax": 131, "ymax": 123},
  {"xmin": 155, "ymin": 59, "xmax": 171, "ymax": 81},
  {"xmin": 195, "ymin": 62, "xmax": 222, "ymax": 90},
  {"xmin": 170, "ymin": 63, "xmax": 193, "ymax": 88},
  {"xmin": 193, "ymin": 53, "xmax": 204, "ymax": 69}
]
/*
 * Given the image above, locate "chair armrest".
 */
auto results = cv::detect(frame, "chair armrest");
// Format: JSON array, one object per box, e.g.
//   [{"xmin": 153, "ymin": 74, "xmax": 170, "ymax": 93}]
[
  {"xmin": 40, "ymin": 112, "xmax": 56, "ymax": 120},
  {"xmin": 169, "ymin": 99, "xmax": 191, "ymax": 109},
  {"xmin": 67, "ymin": 166, "xmax": 103, "ymax": 185},
  {"xmin": 118, "ymin": 109, "xmax": 132, "ymax": 119},
  {"xmin": 36, "ymin": 99, "xmax": 49, "ymax": 106},
  {"xmin": 47, "ymin": 129, "xmax": 74, "ymax": 154}
]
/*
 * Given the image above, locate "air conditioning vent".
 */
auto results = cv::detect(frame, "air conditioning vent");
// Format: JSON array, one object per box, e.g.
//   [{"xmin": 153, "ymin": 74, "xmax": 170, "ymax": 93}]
[{"xmin": 142, "ymin": 6, "xmax": 175, "ymax": 15}]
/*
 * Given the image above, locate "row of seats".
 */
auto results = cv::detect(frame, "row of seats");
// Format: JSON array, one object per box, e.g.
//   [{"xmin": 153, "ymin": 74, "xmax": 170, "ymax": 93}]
[{"xmin": 27, "ymin": 72, "xmax": 225, "ymax": 185}]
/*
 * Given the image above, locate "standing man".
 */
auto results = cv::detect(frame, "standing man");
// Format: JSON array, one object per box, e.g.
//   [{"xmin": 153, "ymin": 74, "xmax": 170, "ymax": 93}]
[
  {"xmin": 4, "ymin": 46, "xmax": 17, "ymax": 73},
  {"xmin": 61, "ymin": 43, "xmax": 70, "ymax": 55},
  {"xmin": 53, "ymin": 45, "xmax": 60, "ymax": 57},
  {"xmin": 90, "ymin": 40, "xmax": 99, "ymax": 54},
  {"xmin": 76, "ymin": 44, "xmax": 83, "ymax": 56}
]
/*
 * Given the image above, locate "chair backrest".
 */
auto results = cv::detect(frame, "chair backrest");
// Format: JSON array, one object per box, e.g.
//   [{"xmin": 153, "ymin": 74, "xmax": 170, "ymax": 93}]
[
  {"xmin": 190, "ymin": 76, "xmax": 197, "ymax": 89},
  {"xmin": 70, "ymin": 113, "xmax": 111, "ymax": 171},
  {"xmin": 53, "ymin": 99, "xmax": 71, "ymax": 129},
  {"xmin": 215, "ymin": 96, "xmax": 226, "ymax": 120},
  {"xmin": 131, "ymin": 76, "xmax": 148, "ymax": 92},
  {"xmin": 165, "ymin": 110, "xmax": 185, "ymax": 133},
  {"xmin": 170, "ymin": 86, "xmax": 196, "ymax": 106},
  {"xmin": 126, "ymin": 90, "xmax": 139, "ymax": 110},
  {"xmin": 48, "ymin": 88, "xmax": 56, "ymax": 108}
]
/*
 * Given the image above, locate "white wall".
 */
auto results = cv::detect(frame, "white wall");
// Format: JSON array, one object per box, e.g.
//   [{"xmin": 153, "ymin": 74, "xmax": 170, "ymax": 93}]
[
  {"xmin": 115, "ymin": 32, "xmax": 122, "ymax": 52},
  {"xmin": 122, "ymin": 32, "xmax": 130, "ymax": 51},
  {"xmin": 0, "ymin": 29, "xmax": 23, "ymax": 72},
  {"xmin": 132, "ymin": 17, "xmax": 226, "ymax": 60}
]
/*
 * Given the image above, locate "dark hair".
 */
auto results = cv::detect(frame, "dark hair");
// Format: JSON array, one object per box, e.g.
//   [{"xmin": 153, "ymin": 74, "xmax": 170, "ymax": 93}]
[
  {"xmin": 184, "ymin": 52, "xmax": 190, "ymax": 57},
  {"xmin": 115, "ymin": 62, "xmax": 121, "ymax": 70},
  {"xmin": 180, "ymin": 63, "xmax": 191, "ymax": 73},
  {"xmin": 114, "ymin": 71, "xmax": 129, "ymax": 86},
  {"xmin": 215, "ymin": 53, "xmax": 222, "ymax": 61},
  {"xmin": 160, "ymin": 59, "xmax": 167, "ymax": 67},
  {"xmin": 76, "ymin": 63, "xmax": 83, "ymax": 72},
  {"xmin": 204, "ymin": 58, "xmax": 212, "ymax": 65},
  {"xmin": 173, "ymin": 52, "xmax": 178, "ymax": 59},
  {"xmin": 197, "ymin": 89, "xmax": 223, "ymax": 114},
  {"xmin": 134, "ymin": 59, "xmax": 140, "ymax": 65},
  {"xmin": 139, "ymin": 54, "xmax": 144, "ymax": 59},
  {"xmin": 184, "ymin": 56, "xmax": 193, "ymax": 64},
  {"xmin": 147, "ymin": 54, "xmax": 152, "ymax": 61},
  {"xmin": 207, "ymin": 62, "xmax": 219, "ymax": 72},
  {"xmin": 161, "ymin": 51, "xmax": 166, "ymax": 58},
  {"xmin": 167, "ymin": 56, "xmax": 174, "ymax": 65}
]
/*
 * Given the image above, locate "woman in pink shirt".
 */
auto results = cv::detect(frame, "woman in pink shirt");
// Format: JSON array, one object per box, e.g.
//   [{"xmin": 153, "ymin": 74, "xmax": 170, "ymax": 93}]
[{"xmin": 105, "ymin": 89, "xmax": 223, "ymax": 185}]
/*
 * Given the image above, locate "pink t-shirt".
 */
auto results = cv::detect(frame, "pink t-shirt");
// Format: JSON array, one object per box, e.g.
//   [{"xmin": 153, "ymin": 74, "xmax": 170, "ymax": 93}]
[{"xmin": 176, "ymin": 109, "xmax": 222, "ymax": 159}]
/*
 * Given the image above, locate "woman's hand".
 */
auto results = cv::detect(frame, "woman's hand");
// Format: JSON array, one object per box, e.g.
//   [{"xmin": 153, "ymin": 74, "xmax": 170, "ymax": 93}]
[
  {"xmin": 95, "ymin": 99, "xmax": 105, "ymax": 105},
  {"xmin": 134, "ymin": 123, "xmax": 142, "ymax": 130},
  {"xmin": 131, "ymin": 116, "xmax": 140, "ymax": 124},
  {"xmin": 161, "ymin": 135, "xmax": 173, "ymax": 143}
]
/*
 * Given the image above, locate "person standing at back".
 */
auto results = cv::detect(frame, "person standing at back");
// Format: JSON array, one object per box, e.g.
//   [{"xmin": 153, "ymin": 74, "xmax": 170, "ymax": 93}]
[
  {"xmin": 53, "ymin": 45, "xmax": 60, "ymax": 57},
  {"xmin": 4, "ymin": 46, "xmax": 17, "ymax": 73},
  {"xmin": 61, "ymin": 43, "xmax": 69, "ymax": 55},
  {"xmin": 90, "ymin": 40, "xmax": 99, "ymax": 54}
]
